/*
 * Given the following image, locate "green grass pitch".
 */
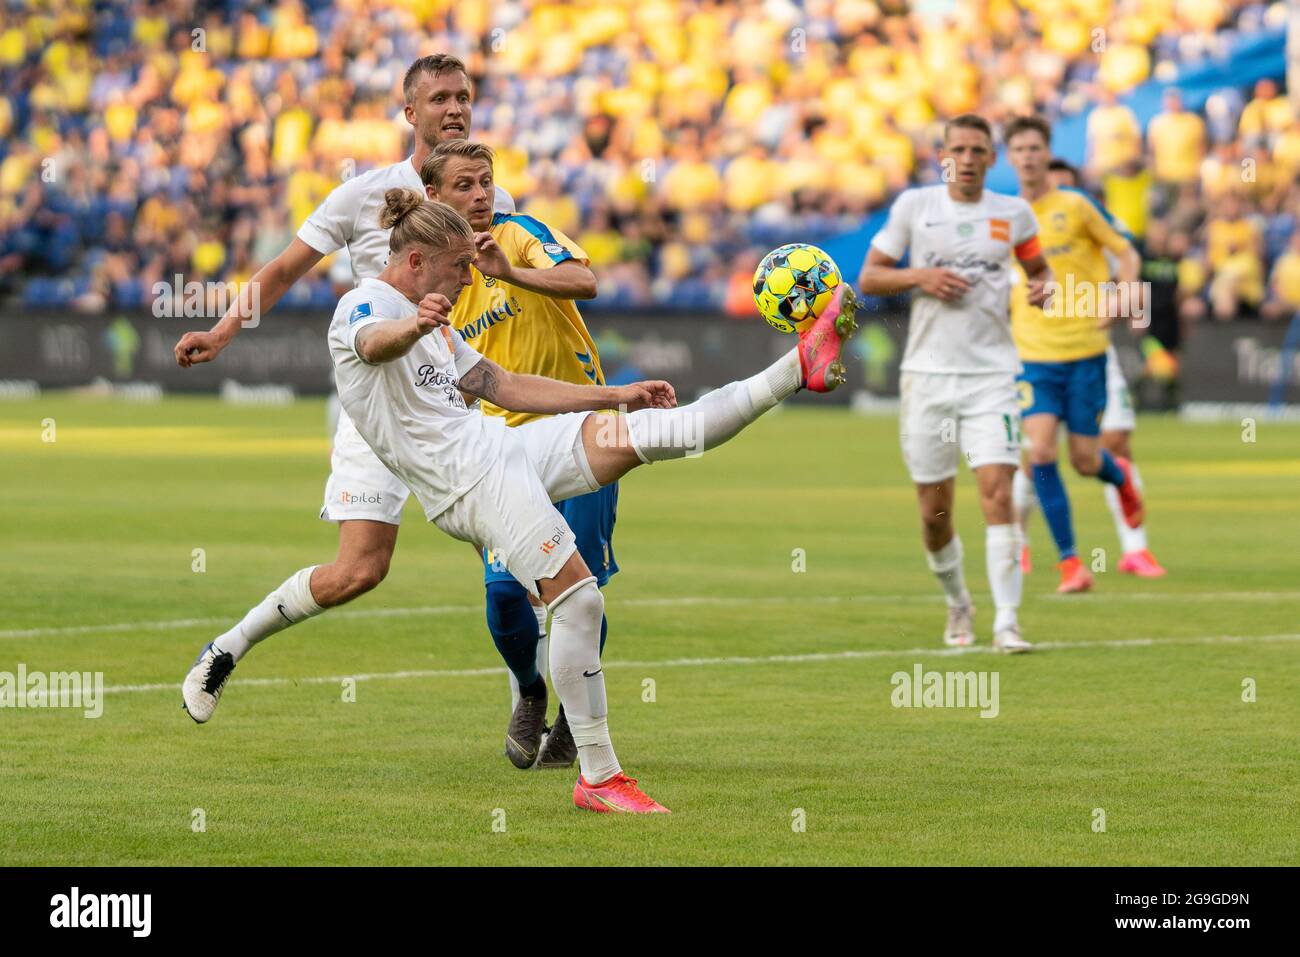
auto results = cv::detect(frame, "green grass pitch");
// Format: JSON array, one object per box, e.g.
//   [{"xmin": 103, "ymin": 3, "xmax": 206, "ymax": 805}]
[{"xmin": 1, "ymin": 394, "xmax": 1297, "ymax": 865}]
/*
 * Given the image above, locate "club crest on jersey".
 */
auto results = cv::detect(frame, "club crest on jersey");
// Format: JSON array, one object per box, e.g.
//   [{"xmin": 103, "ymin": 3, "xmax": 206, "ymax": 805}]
[
  {"xmin": 989, "ymin": 219, "xmax": 1010, "ymax": 242},
  {"xmin": 348, "ymin": 301, "xmax": 373, "ymax": 325}
]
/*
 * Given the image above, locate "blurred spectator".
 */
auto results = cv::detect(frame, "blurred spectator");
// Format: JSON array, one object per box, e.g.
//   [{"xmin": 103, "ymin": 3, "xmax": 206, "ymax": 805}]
[
  {"xmin": 1086, "ymin": 88, "xmax": 1143, "ymax": 178},
  {"xmin": 1238, "ymin": 78, "xmax": 1292, "ymax": 150},
  {"xmin": 1102, "ymin": 158, "xmax": 1153, "ymax": 240},
  {"xmin": 1205, "ymin": 193, "xmax": 1265, "ymax": 321},
  {"xmin": 1261, "ymin": 230, "xmax": 1300, "ymax": 322},
  {"xmin": 0, "ymin": 0, "xmax": 1294, "ymax": 321},
  {"xmin": 1148, "ymin": 88, "xmax": 1206, "ymax": 203}
]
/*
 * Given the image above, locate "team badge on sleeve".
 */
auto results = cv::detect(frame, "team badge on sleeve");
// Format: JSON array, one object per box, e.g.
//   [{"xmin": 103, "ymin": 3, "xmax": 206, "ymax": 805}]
[{"xmin": 348, "ymin": 302, "xmax": 373, "ymax": 325}]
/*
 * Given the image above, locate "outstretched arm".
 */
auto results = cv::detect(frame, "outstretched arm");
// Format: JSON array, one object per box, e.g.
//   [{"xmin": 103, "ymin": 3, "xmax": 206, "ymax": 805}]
[
  {"xmin": 175, "ymin": 238, "xmax": 325, "ymax": 366},
  {"xmin": 459, "ymin": 357, "xmax": 674, "ymax": 414}
]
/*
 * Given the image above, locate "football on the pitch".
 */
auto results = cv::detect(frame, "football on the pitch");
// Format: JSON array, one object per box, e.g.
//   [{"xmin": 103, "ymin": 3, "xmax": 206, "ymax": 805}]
[{"xmin": 752, "ymin": 243, "xmax": 842, "ymax": 334}]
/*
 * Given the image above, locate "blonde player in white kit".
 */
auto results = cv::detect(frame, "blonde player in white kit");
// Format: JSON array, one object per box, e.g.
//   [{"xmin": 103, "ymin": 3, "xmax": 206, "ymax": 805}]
[
  {"xmin": 301, "ymin": 191, "xmax": 856, "ymax": 812},
  {"xmin": 859, "ymin": 114, "xmax": 1053, "ymax": 653},
  {"xmin": 173, "ymin": 57, "xmax": 524, "ymax": 712}
]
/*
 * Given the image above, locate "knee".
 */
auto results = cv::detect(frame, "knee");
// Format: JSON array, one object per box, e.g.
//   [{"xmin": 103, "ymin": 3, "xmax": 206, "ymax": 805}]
[
  {"xmin": 1026, "ymin": 439, "xmax": 1056, "ymax": 466},
  {"xmin": 982, "ymin": 483, "xmax": 1013, "ymax": 516},
  {"xmin": 550, "ymin": 577, "xmax": 604, "ymax": 624},
  {"xmin": 919, "ymin": 505, "xmax": 951, "ymax": 539},
  {"xmin": 338, "ymin": 554, "xmax": 389, "ymax": 600}
]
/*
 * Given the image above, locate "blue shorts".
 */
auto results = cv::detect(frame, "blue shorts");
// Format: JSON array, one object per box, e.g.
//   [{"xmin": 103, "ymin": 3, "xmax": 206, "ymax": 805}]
[
  {"xmin": 1017, "ymin": 354, "xmax": 1108, "ymax": 437},
  {"xmin": 483, "ymin": 482, "xmax": 619, "ymax": 587}
]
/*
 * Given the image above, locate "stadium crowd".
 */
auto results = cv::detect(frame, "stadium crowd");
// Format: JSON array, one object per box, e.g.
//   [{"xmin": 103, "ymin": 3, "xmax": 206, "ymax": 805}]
[{"xmin": 1, "ymin": 0, "xmax": 1298, "ymax": 323}]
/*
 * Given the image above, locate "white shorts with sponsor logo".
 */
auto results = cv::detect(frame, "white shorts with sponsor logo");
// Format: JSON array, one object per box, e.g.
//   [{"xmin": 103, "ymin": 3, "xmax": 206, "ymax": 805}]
[
  {"xmin": 899, "ymin": 370, "xmax": 1023, "ymax": 483},
  {"xmin": 433, "ymin": 412, "xmax": 600, "ymax": 597},
  {"xmin": 1100, "ymin": 343, "xmax": 1137, "ymax": 433},
  {"xmin": 320, "ymin": 409, "xmax": 411, "ymax": 525}
]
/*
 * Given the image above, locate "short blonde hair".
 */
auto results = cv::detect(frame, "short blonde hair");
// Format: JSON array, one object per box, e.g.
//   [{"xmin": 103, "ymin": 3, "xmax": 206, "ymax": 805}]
[
  {"xmin": 379, "ymin": 188, "xmax": 474, "ymax": 254},
  {"xmin": 420, "ymin": 140, "xmax": 496, "ymax": 191}
]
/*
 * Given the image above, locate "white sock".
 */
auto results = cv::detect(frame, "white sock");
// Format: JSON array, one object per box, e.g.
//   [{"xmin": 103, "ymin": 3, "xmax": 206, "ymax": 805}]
[
  {"xmin": 985, "ymin": 524, "xmax": 1022, "ymax": 632},
  {"xmin": 926, "ymin": 535, "xmax": 969, "ymax": 608},
  {"xmin": 547, "ymin": 577, "xmax": 619, "ymax": 784},
  {"xmin": 212, "ymin": 566, "xmax": 324, "ymax": 662},
  {"xmin": 534, "ymin": 602, "xmax": 549, "ymax": 685},
  {"xmin": 625, "ymin": 349, "xmax": 801, "ymax": 463},
  {"xmin": 506, "ymin": 604, "xmax": 550, "ymax": 713},
  {"xmin": 507, "ymin": 671, "xmax": 520, "ymax": 713},
  {"xmin": 1103, "ymin": 461, "xmax": 1148, "ymax": 553},
  {"xmin": 1012, "ymin": 468, "xmax": 1036, "ymax": 540}
]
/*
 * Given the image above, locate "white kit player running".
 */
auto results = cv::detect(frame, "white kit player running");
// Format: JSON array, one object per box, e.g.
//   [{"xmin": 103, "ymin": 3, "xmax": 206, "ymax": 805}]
[
  {"xmin": 174, "ymin": 56, "xmax": 521, "ymax": 713},
  {"xmin": 859, "ymin": 113, "xmax": 1053, "ymax": 653},
  {"xmin": 207, "ymin": 190, "xmax": 857, "ymax": 813}
]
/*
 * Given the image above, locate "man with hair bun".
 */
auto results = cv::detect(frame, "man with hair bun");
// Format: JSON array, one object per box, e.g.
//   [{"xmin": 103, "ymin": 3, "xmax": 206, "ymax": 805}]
[
  {"xmin": 312, "ymin": 192, "xmax": 859, "ymax": 812},
  {"xmin": 177, "ymin": 57, "xmax": 540, "ymax": 737},
  {"xmin": 420, "ymin": 139, "xmax": 613, "ymax": 772}
]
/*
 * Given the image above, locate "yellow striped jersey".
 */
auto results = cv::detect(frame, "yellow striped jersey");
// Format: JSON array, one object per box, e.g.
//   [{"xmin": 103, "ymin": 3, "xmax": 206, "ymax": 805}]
[
  {"xmin": 451, "ymin": 212, "xmax": 604, "ymax": 427},
  {"xmin": 1011, "ymin": 187, "xmax": 1133, "ymax": 362}
]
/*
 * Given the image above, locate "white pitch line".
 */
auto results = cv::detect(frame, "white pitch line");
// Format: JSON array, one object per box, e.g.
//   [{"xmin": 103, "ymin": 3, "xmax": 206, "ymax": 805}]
[
  {"xmin": 0, "ymin": 594, "xmax": 958, "ymax": 639},
  {"xmin": 97, "ymin": 631, "xmax": 1300, "ymax": 696},
  {"xmin": 1041, "ymin": 591, "xmax": 1300, "ymax": 602},
  {"xmin": 5, "ymin": 590, "xmax": 1298, "ymax": 640}
]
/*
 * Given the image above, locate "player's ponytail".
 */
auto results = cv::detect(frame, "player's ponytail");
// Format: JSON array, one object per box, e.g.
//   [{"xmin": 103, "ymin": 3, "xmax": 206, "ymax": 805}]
[
  {"xmin": 379, "ymin": 188, "xmax": 424, "ymax": 231},
  {"xmin": 380, "ymin": 188, "xmax": 473, "ymax": 254}
]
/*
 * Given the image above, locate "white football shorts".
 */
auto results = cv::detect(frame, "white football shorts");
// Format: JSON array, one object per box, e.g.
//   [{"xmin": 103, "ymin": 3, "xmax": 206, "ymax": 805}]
[
  {"xmin": 1100, "ymin": 343, "xmax": 1136, "ymax": 433},
  {"xmin": 899, "ymin": 371, "xmax": 1023, "ymax": 483},
  {"xmin": 434, "ymin": 411, "xmax": 601, "ymax": 596},
  {"xmin": 320, "ymin": 408, "xmax": 411, "ymax": 525}
]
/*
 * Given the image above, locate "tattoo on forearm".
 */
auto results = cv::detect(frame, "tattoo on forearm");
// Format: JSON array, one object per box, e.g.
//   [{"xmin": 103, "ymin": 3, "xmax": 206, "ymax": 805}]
[{"xmin": 460, "ymin": 361, "xmax": 500, "ymax": 402}]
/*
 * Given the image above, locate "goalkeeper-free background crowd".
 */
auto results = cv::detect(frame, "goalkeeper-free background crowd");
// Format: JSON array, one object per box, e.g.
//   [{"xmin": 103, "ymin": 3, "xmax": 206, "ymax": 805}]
[{"xmin": 2, "ymin": 0, "xmax": 1299, "ymax": 343}]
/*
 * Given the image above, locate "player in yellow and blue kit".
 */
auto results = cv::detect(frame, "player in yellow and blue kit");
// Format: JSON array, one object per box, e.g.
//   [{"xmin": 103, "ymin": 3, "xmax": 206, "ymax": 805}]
[
  {"xmin": 1011, "ymin": 158, "xmax": 1167, "ymax": 580},
  {"xmin": 420, "ymin": 140, "xmax": 614, "ymax": 770},
  {"xmin": 1005, "ymin": 116, "xmax": 1146, "ymax": 594}
]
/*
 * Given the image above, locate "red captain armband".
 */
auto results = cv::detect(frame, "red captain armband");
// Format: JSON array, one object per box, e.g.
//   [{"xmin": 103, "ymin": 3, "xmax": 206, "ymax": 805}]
[{"xmin": 1013, "ymin": 236, "xmax": 1042, "ymax": 261}]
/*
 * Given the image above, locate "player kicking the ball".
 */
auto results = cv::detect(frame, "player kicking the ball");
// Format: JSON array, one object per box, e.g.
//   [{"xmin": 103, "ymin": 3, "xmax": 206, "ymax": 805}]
[
  {"xmin": 1003, "ymin": 116, "xmax": 1146, "ymax": 594},
  {"xmin": 859, "ymin": 113, "xmax": 1052, "ymax": 653},
  {"xmin": 420, "ymin": 139, "xmax": 615, "ymax": 771},
  {"xmin": 183, "ymin": 190, "xmax": 858, "ymax": 812}
]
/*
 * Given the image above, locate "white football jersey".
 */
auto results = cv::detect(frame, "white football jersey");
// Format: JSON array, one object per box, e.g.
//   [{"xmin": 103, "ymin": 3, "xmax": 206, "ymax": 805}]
[
  {"xmin": 872, "ymin": 185, "xmax": 1038, "ymax": 375},
  {"xmin": 299, "ymin": 157, "xmax": 517, "ymax": 283},
  {"xmin": 328, "ymin": 277, "xmax": 506, "ymax": 519}
]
